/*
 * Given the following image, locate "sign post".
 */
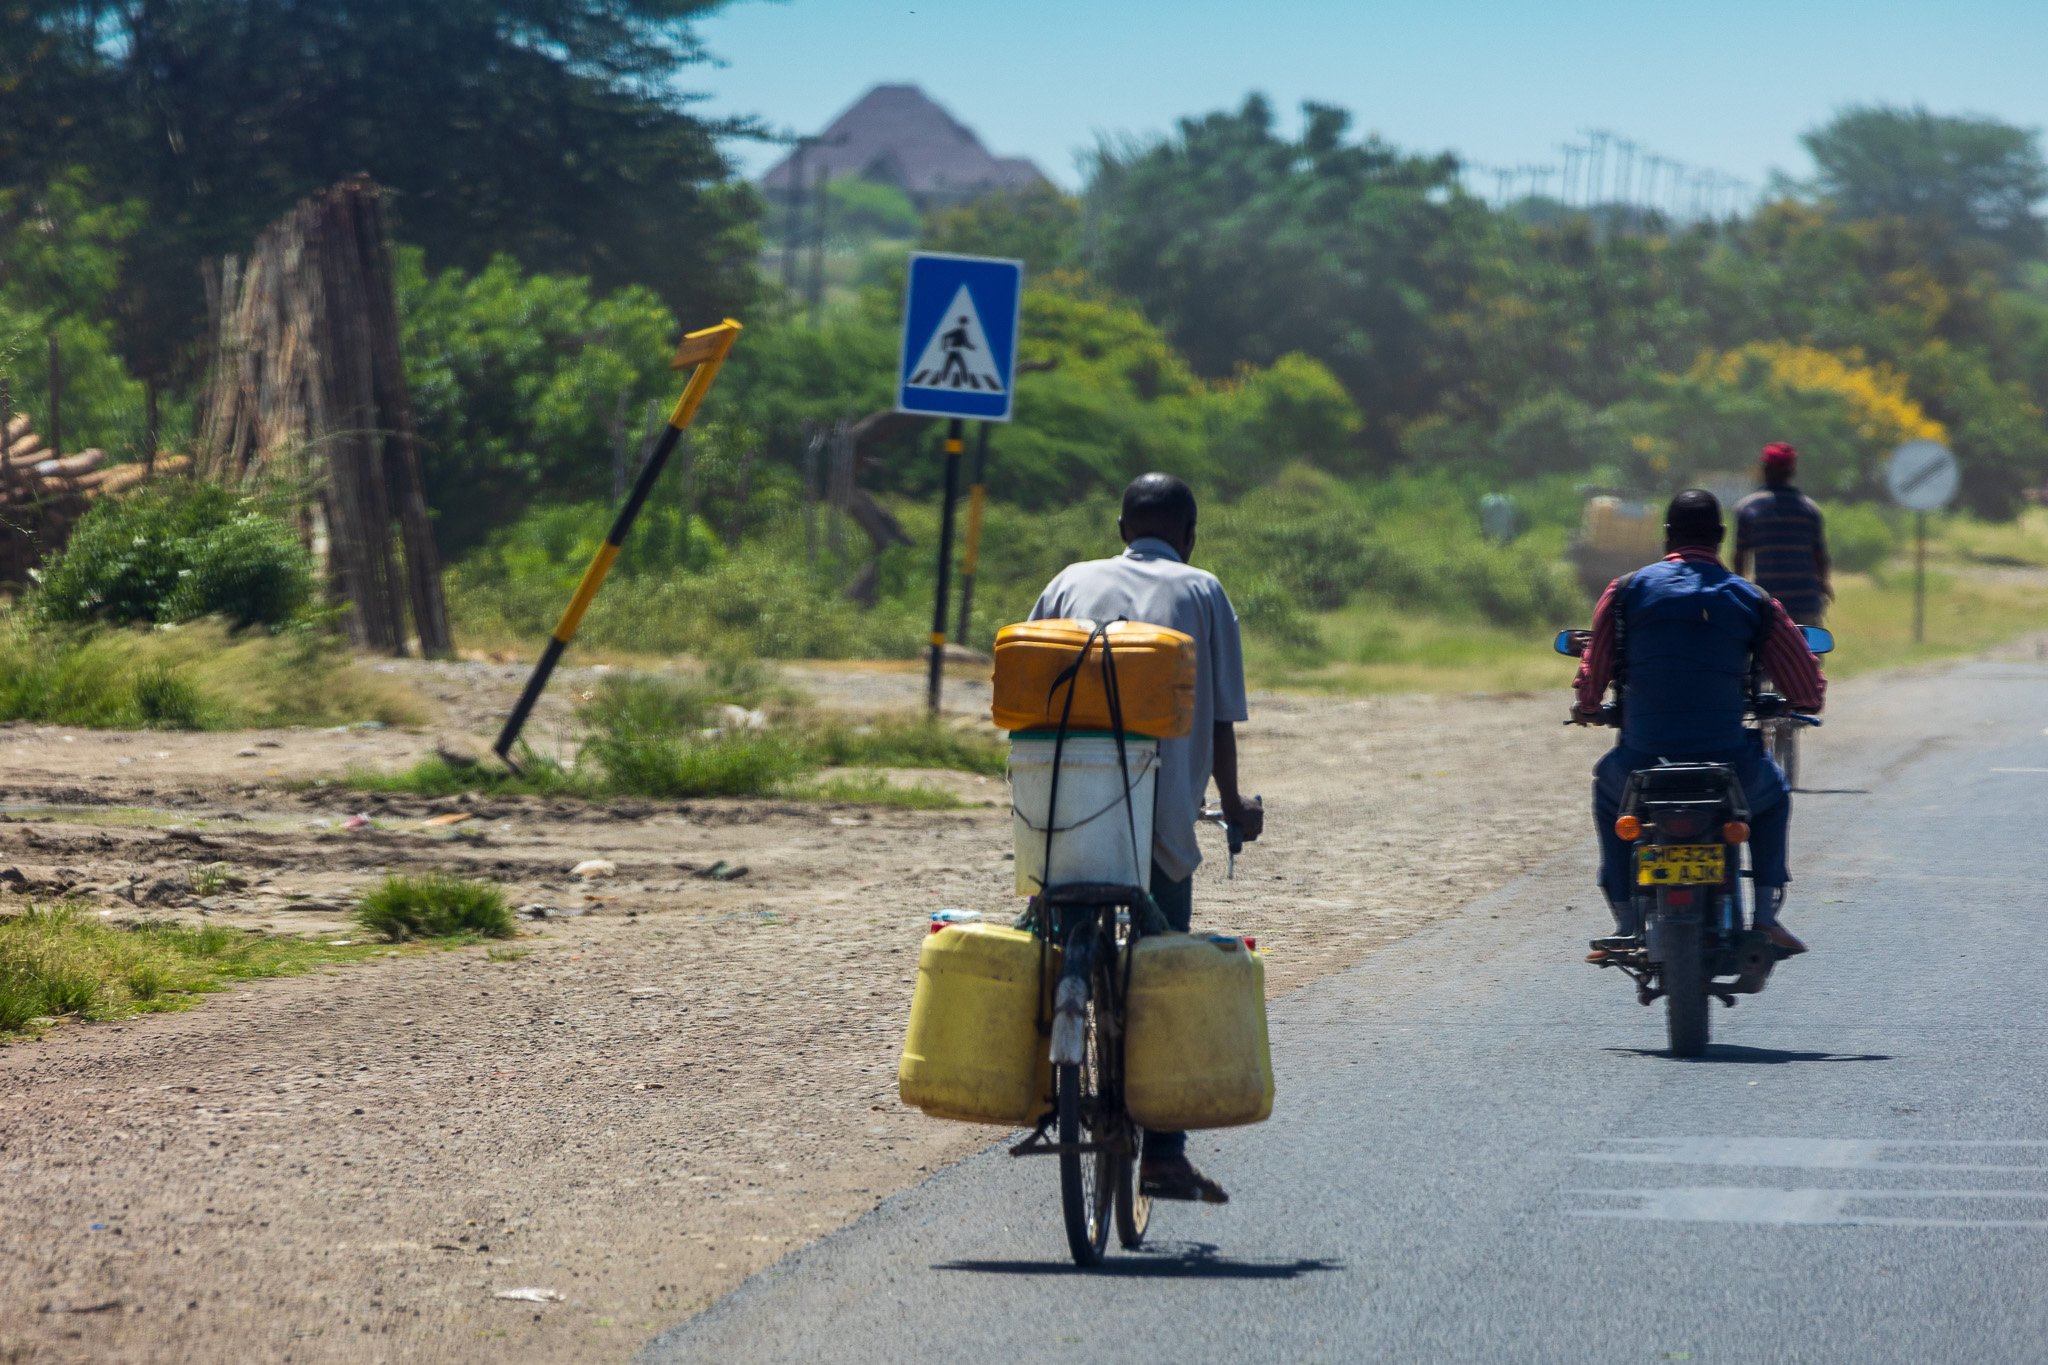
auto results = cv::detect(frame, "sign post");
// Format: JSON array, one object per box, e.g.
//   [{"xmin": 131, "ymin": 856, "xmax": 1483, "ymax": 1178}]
[
  {"xmin": 897, "ymin": 252, "xmax": 1023, "ymax": 714},
  {"xmin": 1885, "ymin": 440, "xmax": 1960, "ymax": 645},
  {"xmin": 493, "ymin": 319, "xmax": 742, "ymax": 768}
]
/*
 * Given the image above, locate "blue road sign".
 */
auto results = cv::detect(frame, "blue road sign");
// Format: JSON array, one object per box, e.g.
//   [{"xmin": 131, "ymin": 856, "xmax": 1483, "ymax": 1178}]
[{"xmin": 897, "ymin": 252, "xmax": 1023, "ymax": 422}]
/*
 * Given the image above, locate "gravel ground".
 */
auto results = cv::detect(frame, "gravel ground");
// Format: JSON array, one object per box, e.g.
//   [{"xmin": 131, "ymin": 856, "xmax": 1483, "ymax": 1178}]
[{"xmin": 0, "ymin": 661, "xmax": 1597, "ymax": 1363}]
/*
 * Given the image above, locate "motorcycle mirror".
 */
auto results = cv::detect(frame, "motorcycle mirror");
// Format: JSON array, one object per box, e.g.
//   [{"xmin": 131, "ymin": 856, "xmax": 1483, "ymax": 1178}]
[
  {"xmin": 1801, "ymin": 625, "xmax": 1835, "ymax": 655},
  {"xmin": 1554, "ymin": 629, "xmax": 1588, "ymax": 658}
]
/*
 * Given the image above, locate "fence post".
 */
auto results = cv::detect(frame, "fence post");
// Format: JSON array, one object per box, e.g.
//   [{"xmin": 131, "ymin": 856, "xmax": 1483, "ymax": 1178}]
[{"xmin": 46, "ymin": 334, "xmax": 61, "ymax": 460}]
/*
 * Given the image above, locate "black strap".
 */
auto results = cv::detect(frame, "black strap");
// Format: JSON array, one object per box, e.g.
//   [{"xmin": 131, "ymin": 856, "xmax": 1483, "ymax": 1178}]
[{"xmin": 1609, "ymin": 571, "xmax": 1635, "ymax": 699}]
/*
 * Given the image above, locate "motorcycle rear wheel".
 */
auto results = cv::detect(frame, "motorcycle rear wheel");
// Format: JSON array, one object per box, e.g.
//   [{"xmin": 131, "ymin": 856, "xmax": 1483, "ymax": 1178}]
[{"xmin": 1660, "ymin": 918, "xmax": 1710, "ymax": 1057}]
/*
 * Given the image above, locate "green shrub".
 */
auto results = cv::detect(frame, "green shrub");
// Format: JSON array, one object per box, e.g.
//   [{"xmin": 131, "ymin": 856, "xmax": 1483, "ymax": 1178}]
[
  {"xmin": 35, "ymin": 483, "xmax": 312, "ymax": 629},
  {"xmin": 133, "ymin": 665, "xmax": 207, "ymax": 729},
  {"xmin": 1827, "ymin": 503, "xmax": 1897, "ymax": 574},
  {"xmin": 354, "ymin": 875, "xmax": 514, "ymax": 942}
]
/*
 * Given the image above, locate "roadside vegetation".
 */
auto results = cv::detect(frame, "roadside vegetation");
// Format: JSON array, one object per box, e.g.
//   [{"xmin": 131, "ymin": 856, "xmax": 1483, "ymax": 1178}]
[
  {"xmin": 353, "ymin": 875, "xmax": 515, "ymax": 942},
  {"xmin": 0, "ymin": 905, "xmax": 385, "ymax": 1038},
  {"xmin": 348, "ymin": 672, "xmax": 998, "ymax": 806}
]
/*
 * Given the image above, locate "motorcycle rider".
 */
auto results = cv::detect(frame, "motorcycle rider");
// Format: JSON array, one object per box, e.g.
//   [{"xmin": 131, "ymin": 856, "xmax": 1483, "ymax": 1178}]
[
  {"xmin": 1573, "ymin": 489, "xmax": 1825, "ymax": 960},
  {"xmin": 1734, "ymin": 442, "xmax": 1831, "ymax": 625},
  {"xmin": 1031, "ymin": 472, "xmax": 1262, "ymax": 1206}
]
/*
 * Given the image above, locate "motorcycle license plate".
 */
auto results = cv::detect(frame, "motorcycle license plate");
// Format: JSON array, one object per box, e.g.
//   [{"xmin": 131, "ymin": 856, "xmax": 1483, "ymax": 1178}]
[{"xmin": 1636, "ymin": 844, "xmax": 1726, "ymax": 886}]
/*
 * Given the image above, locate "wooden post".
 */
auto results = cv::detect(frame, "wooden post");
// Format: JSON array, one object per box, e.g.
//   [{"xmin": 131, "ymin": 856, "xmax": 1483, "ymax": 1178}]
[
  {"xmin": 609, "ymin": 390, "xmax": 631, "ymax": 504},
  {"xmin": 828, "ymin": 418, "xmax": 852, "ymax": 564},
  {"xmin": 802, "ymin": 424, "xmax": 822, "ymax": 564},
  {"xmin": 727, "ymin": 446, "xmax": 757, "ymax": 548},
  {"xmin": 144, "ymin": 379, "xmax": 159, "ymax": 476},
  {"xmin": 46, "ymin": 335, "xmax": 61, "ymax": 461}
]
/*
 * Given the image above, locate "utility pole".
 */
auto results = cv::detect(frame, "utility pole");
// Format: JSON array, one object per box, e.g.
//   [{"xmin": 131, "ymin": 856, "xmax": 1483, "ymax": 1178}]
[
  {"xmin": 1562, "ymin": 144, "xmax": 1585, "ymax": 208},
  {"xmin": 781, "ymin": 141, "xmax": 807, "ymax": 299},
  {"xmin": 807, "ymin": 163, "xmax": 830, "ymax": 325},
  {"xmin": 1586, "ymin": 131, "xmax": 1610, "ymax": 209},
  {"xmin": 1615, "ymin": 139, "xmax": 1637, "ymax": 218}
]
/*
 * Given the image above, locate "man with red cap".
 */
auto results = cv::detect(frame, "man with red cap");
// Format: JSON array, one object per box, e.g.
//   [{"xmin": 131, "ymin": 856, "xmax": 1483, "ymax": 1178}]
[{"xmin": 1734, "ymin": 443, "xmax": 1831, "ymax": 625}]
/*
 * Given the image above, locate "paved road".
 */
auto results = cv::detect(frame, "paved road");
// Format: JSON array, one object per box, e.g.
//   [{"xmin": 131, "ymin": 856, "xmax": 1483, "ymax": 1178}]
[{"xmin": 646, "ymin": 658, "xmax": 2048, "ymax": 1364}]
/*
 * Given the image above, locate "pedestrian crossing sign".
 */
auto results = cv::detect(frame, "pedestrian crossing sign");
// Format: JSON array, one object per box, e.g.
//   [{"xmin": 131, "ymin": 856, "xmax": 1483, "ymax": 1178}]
[{"xmin": 898, "ymin": 252, "xmax": 1023, "ymax": 421}]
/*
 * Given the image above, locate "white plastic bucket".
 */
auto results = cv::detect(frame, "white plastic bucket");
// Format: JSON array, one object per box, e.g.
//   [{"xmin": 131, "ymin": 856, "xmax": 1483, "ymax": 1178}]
[{"xmin": 1009, "ymin": 734, "xmax": 1158, "ymax": 895}]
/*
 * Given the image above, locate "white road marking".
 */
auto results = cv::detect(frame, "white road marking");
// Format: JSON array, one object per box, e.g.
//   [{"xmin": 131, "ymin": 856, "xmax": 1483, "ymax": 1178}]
[
  {"xmin": 1571, "ymin": 1187, "xmax": 2048, "ymax": 1228},
  {"xmin": 1990, "ymin": 767, "xmax": 2048, "ymax": 774},
  {"xmin": 1582, "ymin": 1136, "xmax": 2048, "ymax": 1173}
]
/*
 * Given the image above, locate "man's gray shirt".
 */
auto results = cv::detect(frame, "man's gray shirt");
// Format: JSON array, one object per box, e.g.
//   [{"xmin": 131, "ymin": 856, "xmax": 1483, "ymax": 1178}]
[{"xmin": 1030, "ymin": 537, "xmax": 1249, "ymax": 882}]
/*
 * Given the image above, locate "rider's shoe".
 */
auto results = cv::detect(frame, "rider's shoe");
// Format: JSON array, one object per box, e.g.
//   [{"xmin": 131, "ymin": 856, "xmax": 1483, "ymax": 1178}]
[
  {"xmin": 1760, "ymin": 922, "xmax": 1808, "ymax": 956},
  {"xmin": 1140, "ymin": 1155, "xmax": 1229, "ymax": 1204}
]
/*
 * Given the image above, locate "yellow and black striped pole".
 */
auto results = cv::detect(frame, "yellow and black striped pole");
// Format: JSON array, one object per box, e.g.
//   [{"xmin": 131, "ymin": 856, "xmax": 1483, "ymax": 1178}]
[
  {"xmin": 926, "ymin": 417, "xmax": 966, "ymax": 716},
  {"xmin": 493, "ymin": 318, "xmax": 742, "ymax": 768},
  {"xmin": 954, "ymin": 422, "xmax": 991, "ymax": 646}
]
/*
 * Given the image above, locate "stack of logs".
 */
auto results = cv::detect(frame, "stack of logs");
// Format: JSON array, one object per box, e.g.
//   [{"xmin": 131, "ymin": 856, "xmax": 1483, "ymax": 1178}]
[
  {"xmin": 196, "ymin": 176, "xmax": 450, "ymax": 656},
  {"xmin": 0, "ymin": 410, "xmax": 191, "ymax": 583}
]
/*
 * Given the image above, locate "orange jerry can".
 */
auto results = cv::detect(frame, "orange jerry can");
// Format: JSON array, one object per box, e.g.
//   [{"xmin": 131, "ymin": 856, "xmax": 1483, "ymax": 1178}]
[{"xmin": 991, "ymin": 619, "xmax": 1195, "ymax": 739}]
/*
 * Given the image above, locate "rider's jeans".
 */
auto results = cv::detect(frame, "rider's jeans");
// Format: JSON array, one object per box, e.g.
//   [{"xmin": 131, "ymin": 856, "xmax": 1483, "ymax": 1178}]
[
  {"xmin": 1145, "ymin": 864, "xmax": 1193, "ymax": 1160},
  {"xmin": 1593, "ymin": 737, "xmax": 1791, "ymax": 935}
]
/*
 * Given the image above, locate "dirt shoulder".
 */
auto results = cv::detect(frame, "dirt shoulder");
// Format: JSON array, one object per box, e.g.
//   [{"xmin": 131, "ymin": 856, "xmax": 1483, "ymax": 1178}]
[{"xmin": 0, "ymin": 663, "xmax": 1600, "ymax": 1363}]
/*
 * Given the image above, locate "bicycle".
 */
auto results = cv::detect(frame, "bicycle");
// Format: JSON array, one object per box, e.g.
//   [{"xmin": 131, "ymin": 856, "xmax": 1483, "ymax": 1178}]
[
  {"xmin": 1009, "ymin": 805, "xmax": 1259, "ymax": 1265},
  {"xmin": 1010, "ymin": 882, "xmax": 1154, "ymax": 1265}
]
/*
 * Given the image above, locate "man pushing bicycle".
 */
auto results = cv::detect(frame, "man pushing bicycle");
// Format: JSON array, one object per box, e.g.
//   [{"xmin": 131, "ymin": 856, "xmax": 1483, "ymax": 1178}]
[{"xmin": 1030, "ymin": 472, "xmax": 1263, "ymax": 1204}]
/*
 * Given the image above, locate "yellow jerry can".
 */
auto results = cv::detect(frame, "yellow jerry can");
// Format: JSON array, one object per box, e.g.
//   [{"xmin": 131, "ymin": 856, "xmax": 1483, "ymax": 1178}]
[
  {"xmin": 991, "ymin": 618, "xmax": 1196, "ymax": 738},
  {"xmin": 1124, "ymin": 933, "xmax": 1274, "ymax": 1131},
  {"xmin": 898, "ymin": 923, "xmax": 1057, "ymax": 1126}
]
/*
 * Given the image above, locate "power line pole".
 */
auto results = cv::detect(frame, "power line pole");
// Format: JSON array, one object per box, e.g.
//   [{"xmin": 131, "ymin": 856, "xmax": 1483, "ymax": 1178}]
[{"xmin": 807, "ymin": 162, "xmax": 829, "ymax": 325}]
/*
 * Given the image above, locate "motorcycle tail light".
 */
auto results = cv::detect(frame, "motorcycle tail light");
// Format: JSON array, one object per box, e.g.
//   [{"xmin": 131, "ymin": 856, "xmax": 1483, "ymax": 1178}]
[
  {"xmin": 1663, "ymin": 813, "xmax": 1699, "ymax": 838},
  {"xmin": 1614, "ymin": 815, "xmax": 1642, "ymax": 841},
  {"xmin": 1723, "ymin": 821, "xmax": 1751, "ymax": 843}
]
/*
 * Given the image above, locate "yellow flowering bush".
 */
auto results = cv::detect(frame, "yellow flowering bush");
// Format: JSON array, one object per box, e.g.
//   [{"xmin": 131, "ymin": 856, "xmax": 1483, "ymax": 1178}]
[{"xmin": 1690, "ymin": 343, "xmax": 1946, "ymax": 450}]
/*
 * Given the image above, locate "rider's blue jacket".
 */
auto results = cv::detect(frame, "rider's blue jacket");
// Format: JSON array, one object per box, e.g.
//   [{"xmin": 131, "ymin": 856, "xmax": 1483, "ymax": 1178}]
[{"xmin": 1615, "ymin": 555, "xmax": 1770, "ymax": 755}]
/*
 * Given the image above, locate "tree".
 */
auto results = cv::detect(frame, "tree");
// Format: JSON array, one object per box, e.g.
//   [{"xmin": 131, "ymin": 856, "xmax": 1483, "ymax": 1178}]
[
  {"xmin": 923, "ymin": 185, "xmax": 1084, "ymax": 277},
  {"xmin": 1801, "ymin": 105, "xmax": 2048, "ymax": 261},
  {"xmin": 0, "ymin": 1, "xmax": 758, "ymax": 380},
  {"xmin": 1084, "ymin": 96, "xmax": 1486, "ymax": 454}
]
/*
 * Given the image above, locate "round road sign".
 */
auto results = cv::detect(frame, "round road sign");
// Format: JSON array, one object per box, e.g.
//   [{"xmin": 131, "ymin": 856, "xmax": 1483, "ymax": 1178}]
[{"xmin": 1886, "ymin": 440, "xmax": 1959, "ymax": 512}]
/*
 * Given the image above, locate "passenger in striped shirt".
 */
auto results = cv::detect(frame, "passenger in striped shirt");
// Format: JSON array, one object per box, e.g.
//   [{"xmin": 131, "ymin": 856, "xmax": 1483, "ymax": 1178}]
[{"xmin": 1734, "ymin": 442, "xmax": 1831, "ymax": 624}]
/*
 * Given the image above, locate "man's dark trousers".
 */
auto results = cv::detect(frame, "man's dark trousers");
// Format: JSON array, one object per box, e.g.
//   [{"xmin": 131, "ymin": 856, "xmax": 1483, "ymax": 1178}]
[
  {"xmin": 1143, "ymin": 863, "xmax": 1194, "ymax": 1160},
  {"xmin": 1594, "ymin": 737, "xmax": 1789, "ymax": 930}
]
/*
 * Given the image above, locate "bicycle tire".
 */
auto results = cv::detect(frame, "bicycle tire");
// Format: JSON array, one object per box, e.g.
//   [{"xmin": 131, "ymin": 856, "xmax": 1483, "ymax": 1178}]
[{"xmin": 1057, "ymin": 973, "xmax": 1112, "ymax": 1265}]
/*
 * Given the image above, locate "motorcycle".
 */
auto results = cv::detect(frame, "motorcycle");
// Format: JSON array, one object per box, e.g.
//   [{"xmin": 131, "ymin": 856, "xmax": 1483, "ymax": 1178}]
[{"xmin": 1552, "ymin": 624, "xmax": 1833, "ymax": 1056}]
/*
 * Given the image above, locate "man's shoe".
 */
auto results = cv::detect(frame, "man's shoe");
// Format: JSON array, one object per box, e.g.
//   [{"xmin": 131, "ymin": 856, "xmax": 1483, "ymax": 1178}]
[
  {"xmin": 1760, "ymin": 922, "xmax": 1808, "ymax": 956},
  {"xmin": 1139, "ymin": 1155, "xmax": 1229, "ymax": 1204}
]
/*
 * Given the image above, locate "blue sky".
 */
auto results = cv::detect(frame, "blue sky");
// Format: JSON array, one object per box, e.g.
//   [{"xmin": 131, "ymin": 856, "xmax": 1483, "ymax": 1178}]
[{"xmin": 693, "ymin": 0, "xmax": 2048, "ymax": 203}]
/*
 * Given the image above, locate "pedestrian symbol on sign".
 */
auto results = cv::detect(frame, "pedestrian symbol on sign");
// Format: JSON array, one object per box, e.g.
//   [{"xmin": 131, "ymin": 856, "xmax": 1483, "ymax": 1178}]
[{"xmin": 906, "ymin": 286, "xmax": 1005, "ymax": 394}]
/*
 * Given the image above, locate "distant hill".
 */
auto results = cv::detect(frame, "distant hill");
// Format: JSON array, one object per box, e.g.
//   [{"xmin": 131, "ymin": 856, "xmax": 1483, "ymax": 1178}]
[{"xmin": 760, "ymin": 84, "xmax": 1047, "ymax": 203}]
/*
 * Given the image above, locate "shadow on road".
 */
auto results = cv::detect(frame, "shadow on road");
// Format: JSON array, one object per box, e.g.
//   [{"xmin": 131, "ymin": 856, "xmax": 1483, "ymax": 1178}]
[
  {"xmin": 1795, "ymin": 787, "xmax": 1872, "ymax": 795},
  {"xmin": 935, "ymin": 1242, "xmax": 1343, "ymax": 1280},
  {"xmin": 1608, "ymin": 1045, "xmax": 1892, "ymax": 1065}
]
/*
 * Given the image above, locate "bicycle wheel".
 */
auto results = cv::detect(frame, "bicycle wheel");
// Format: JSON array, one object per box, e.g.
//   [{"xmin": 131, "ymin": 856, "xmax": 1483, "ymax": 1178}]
[
  {"xmin": 1114, "ymin": 1126, "xmax": 1151, "ymax": 1249},
  {"xmin": 1057, "ymin": 965, "xmax": 1113, "ymax": 1265}
]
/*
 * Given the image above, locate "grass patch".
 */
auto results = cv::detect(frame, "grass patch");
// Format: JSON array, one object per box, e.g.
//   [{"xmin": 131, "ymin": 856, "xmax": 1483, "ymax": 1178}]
[
  {"xmin": 0, "ymin": 904, "xmax": 386, "ymax": 1038},
  {"xmin": 485, "ymin": 945, "xmax": 531, "ymax": 962},
  {"xmin": 347, "ymin": 752, "xmax": 587, "ymax": 799},
  {"xmin": 0, "ymin": 619, "xmax": 422, "ymax": 729},
  {"xmin": 801, "ymin": 772, "xmax": 968, "ymax": 809},
  {"xmin": 1248, "ymin": 598, "xmax": 1568, "ymax": 695},
  {"xmin": 800, "ymin": 716, "xmax": 1007, "ymax": 776},
  {"xmin": 352, "ymin": 673, "xmax": 1007, "ymax": 804},
  {"xmin": 1820, "ymin": 568, "xmax": 2048, "ymax": 677},
  {"xmin": 354, "ymin": 874, "xmax": 516, "ymax": 942}
]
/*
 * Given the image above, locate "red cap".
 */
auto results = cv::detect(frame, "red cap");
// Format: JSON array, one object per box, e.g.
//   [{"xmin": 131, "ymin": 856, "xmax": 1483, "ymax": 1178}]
[{"xmin": 1761, "ymin": 442, "xmax": 1798, "ymax": 471}]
